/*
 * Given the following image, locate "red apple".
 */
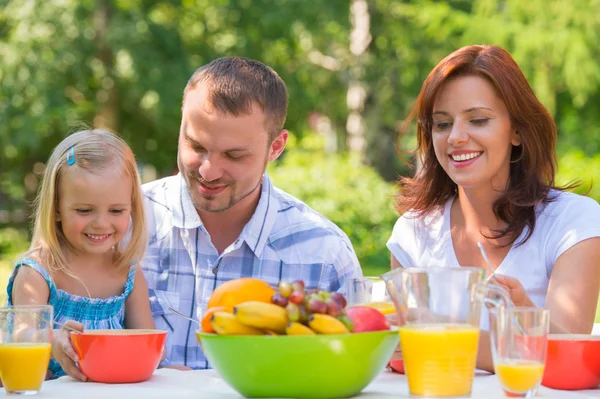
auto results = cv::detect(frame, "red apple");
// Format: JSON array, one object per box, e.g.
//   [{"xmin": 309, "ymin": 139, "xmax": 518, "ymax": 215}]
[{"xmin": 346, "ymin": 306, "xmax": 391, "ymax": 333}]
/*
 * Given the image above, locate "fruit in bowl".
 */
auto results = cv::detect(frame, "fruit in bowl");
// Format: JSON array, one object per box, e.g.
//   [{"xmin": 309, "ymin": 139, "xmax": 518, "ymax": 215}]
[
  {"xmin": 71, "ymin": 329, "xmax": 166, "ymax": 383},
  {"xmin": 206, "ymin": 279, "xmax": 392, "ymax": 336},
  {"xmin": 541, "ymin": 334, "xmax": 600, "ymax": 390},
  {"xmin": 196, "ymin": 279, "xmax": 398, "ymax": 398}
]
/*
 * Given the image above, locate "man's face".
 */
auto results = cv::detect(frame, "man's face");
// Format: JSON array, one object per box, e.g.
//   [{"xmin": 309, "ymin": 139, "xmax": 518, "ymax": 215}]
[{"xmin": 178, "ymin": 86, "xmax": 287, "ymax": 214}]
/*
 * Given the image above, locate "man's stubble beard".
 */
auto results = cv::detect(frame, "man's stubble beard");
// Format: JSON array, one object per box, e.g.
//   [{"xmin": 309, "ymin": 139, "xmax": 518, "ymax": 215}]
[{"xmin": 186, "ymin": 159, "xmax": 268, "ymax": 214}]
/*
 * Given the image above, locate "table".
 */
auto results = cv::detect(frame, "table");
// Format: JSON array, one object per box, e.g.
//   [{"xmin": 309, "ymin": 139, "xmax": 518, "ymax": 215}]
[{"xmin": 3, "ymin": 369, "xmax": 597, "ymax": 399}]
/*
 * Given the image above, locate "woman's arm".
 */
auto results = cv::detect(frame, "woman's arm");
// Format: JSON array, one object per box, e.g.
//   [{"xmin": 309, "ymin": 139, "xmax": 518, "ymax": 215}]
[
  {"xmin": 545, "ymin": 237, "xmax": 600, "ymax": 334},
  {"xmin": 124, "ymin": 266, "xmax": 155, "ymax": 330}
]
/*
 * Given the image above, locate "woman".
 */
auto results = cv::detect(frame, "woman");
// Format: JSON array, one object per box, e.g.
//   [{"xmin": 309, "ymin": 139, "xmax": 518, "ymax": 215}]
[{"xmin": 387, "ymin": 44, "xmax": 600, "ymax": 371}]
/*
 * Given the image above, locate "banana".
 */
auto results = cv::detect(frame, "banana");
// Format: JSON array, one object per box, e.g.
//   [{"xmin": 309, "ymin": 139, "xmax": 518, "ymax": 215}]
[
  {"xmin": 285, "ymin": 322, "xmax": 316, "ymax": 335},
  {"xmin": 308, "ymin": 314, "xmax": 350, "ymax": 334},
  {"xmin": 210, "ymin": 312, "xmax": 264, "ymax": 335},
  {"xmin": 234, "ymin": 301, "xmax": 288, "ymax": 333}
]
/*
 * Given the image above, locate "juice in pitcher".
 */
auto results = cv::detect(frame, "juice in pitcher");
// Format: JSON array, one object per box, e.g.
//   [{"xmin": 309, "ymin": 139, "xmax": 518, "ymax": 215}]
[
  {"xmin": 400, "ymin": 323, "xmax": 480, "ymax": 397},
  {"xmin": 0, "ymin": 343, "xmax": 52, "ymax": 392}
]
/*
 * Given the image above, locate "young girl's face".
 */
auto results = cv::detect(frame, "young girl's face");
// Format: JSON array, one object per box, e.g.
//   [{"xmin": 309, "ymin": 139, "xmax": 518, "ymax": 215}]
[{"xmin": 56, "ymin": 165, "xmax": 133, "ymax": 257}]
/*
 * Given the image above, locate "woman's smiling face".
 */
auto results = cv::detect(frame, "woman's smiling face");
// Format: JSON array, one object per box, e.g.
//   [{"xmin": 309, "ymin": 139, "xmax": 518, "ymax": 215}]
[{"xmin": 431, "ymin": 74, "xmax": 521, "ymax": 190}]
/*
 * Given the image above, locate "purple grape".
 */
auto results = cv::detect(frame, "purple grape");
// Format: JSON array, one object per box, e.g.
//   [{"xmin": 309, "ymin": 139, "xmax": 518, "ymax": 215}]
[
  {"xmin": 291, "ymin": 280, "xmax": 305, "ymax": 291},
  {"xmin": 298, "ymin": 305, "xmax": 310, "ymax": 324},
  {"xmin": 272, "ymin": 292, "xmax": 288, "ymax": 307},
  {"xmin": 286, "ymin": 303, "xmax": 300, "ymax": 322},
  {"xmin": 278, "ymin": 281, "xmax": 293, "ymax": 298},
  {"xmin": 325, "ymin": 298, "xmax": 343, "ymax": 317},
  {"xmin": 330, "ymin": 292, "xmax": 347, "ymax": 308},
  {"xmin": 288, "ymin": 290, "xmax": 305, "ymax": 305},
  {"xmin": 307, "ymin": 298, "xmax": 328, "ymax": 314}
]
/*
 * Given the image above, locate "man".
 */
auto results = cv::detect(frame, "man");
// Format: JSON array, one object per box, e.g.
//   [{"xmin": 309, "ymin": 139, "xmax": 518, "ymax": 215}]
[{"xmin": 141, "ymin": 57, "xmax": 362, "ymax": 369}]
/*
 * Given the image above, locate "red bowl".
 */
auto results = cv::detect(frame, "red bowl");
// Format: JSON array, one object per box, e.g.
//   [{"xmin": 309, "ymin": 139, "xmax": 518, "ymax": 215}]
[
  {"xmin": 542, "ymin": 334, "xmax": 600, "ymax": 390},
  {"xmin": 71, "ymin": 329, "xmax": 166, "ymax": 383},
  {"xmin": 389, "ymin": 359, "xmax": 404, "ymax": 373}
]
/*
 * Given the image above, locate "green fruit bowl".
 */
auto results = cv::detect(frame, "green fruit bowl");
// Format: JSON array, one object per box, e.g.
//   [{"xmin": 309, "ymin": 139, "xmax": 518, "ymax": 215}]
[{"xmin": 196, "ymin": 329, "xmax": 399, "ymax": 398}]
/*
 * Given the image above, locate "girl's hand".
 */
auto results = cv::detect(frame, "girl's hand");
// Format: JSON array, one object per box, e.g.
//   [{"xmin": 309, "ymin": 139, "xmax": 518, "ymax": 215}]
[
  {"xmin": 492, "ymin": 274, "xmax": 535, "ymax": 307},
  {"xmin": 52, "ymin": 321, "xmax": 87, "ymax": 382}
]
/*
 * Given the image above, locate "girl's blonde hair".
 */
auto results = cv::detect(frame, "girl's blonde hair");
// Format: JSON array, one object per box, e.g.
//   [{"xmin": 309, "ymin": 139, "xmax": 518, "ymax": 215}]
[{"xmin": 29, "ymin": 129, "xmax": 147, "ymax": 274}]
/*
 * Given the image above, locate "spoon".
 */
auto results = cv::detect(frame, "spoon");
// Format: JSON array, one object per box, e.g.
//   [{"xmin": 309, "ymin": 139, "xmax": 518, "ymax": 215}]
[
  {"xmin": 477, "ymin": 242, "xmax": 529, "ymax": 336},
  {"xmin": 168, "ymin": 307, "xmax": 200, "ymax": 325},
  {"xmin": 33, "ymin": 315, "xmax": 81, "ymax": 334},
  {"xmin": 477, "ymin": 242, "xmax": 498, "ymax": 282}
]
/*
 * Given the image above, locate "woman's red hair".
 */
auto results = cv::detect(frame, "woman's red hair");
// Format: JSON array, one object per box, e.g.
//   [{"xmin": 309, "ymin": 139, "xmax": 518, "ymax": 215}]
[{"xmin": 396, "ymin": 44, "xmax": 571, "ymax": 246}]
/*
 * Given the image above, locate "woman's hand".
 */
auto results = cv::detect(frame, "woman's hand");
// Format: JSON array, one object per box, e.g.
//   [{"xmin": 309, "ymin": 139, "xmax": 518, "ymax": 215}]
[
  {"xmin": 492, "ymin": 274, "xmax": 535, "ymax": 307},
  {"xmin": 52, "ymin": 321, "xmax": 87, "ymax": 382}
]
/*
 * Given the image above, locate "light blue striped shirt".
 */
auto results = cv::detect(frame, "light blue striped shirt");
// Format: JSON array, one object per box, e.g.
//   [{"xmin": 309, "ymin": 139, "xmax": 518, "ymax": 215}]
[{"xmin": 141, "ymin": 173, "xmax": 362, "ymax": 369}]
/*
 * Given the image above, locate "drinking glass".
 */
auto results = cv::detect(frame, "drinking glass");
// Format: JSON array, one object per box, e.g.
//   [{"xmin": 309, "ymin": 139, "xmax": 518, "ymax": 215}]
[
  {"xmin": 491, "ymin": 307, "xmax": 549, "ymax": 397},
  {"xmin": 343, "ymin": 276, "xmax": 395, "ymax": 316},
  {"xmin": 0, "ymin": 305, "xmax": 53, "ymax": 395}
]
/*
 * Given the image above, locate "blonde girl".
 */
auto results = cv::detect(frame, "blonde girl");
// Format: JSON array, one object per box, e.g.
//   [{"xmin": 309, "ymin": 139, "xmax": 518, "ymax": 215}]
[{"xmin": 7, "ymin": 129, "xmax": 156, "ymax": 381}]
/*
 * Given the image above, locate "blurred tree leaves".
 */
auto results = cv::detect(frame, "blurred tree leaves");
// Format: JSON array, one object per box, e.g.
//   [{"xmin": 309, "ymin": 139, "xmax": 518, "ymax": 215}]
[{"xmin": 1, "ymin": 0, "xmax": 600, "ymax": 258}]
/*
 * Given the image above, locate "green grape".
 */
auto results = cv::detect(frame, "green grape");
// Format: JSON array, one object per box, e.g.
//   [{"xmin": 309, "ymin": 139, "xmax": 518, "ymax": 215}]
[
  {"xmin": 278, "ymin": 281, "xmax": 293, "ymax": 298},
  {"xmin": 286, "ymin": 303, "xmax": 300, "ymax": 322}
]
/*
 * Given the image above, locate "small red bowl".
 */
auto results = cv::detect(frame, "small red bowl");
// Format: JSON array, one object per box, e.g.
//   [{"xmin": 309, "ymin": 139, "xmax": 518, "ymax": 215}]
[
  {"xmin": 389, "ymin": 359, "xmax": 404, "ymax": 374},
  {"xmin": 71, "ymin": 329, "xmax": 166, "ymax": 383},
  {"xmin": 542, "ymin": 334, "xmax": 600, "ymax": 390}
]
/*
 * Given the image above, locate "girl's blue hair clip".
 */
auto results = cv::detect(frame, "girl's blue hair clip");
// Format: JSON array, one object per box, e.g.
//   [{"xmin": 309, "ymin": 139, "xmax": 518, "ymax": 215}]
[{"xmin": 66, "ymin": 146, "xmax": 76, "ymax": 165}]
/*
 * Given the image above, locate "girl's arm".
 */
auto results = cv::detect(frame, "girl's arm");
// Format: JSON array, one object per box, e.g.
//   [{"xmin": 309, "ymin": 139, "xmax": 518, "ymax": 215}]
[
  {"xmin": 10, "ymin": 266, "xmax": 50, "ymax": 306},
  {"xmin": 124, "ymin": 266, "xmax": 155, "ymax": 329},
  {"xmin": 545, "ymin": 237, "xmax": 600, "ymax": 334}
]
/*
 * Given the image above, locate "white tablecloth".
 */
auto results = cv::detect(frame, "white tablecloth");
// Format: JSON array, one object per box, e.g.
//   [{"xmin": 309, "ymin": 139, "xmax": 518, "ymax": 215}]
[{"xmin": 3, "ymin": 369, "xmax": 597, "ymax": 399}]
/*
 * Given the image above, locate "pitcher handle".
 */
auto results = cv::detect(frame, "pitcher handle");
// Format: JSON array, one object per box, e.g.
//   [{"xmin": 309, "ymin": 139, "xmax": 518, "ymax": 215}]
[{"xmin": 472, "ymin": 282, "xmax": 513, "ymax": 309}]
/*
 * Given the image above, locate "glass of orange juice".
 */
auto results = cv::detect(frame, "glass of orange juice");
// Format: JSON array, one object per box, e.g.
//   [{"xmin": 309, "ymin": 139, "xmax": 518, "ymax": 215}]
[
  {"xmin": 0, "ymin": 305, "xmax": 53, "ymax": 395},
  {"xmin": 343, "ymin": 277, "xmax": 396, "ymax": 316},
  {"xmin": 383, "ymin": 267, "xmax": 496, "ymax": 398},
  {"xmin": 491, "ymin": 307, "xmax": 549, "ymax": 398}
]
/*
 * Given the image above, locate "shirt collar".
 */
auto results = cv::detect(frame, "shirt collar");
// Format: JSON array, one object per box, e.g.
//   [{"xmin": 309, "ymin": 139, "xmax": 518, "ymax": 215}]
[
  {"xmin": 172, "ymin": 173, "xmax": 204, "ymax": 230},
  {"xmin": 239, "ymin": 173, "xmax": 279, "ymax": 258},
  {"xmin": 171, "ymin": 173, "xmax": 279, "ymax": 257}
]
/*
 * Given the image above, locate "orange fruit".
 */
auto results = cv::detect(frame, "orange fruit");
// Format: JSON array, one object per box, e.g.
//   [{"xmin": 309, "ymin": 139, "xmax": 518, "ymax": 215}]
[
  {"xmin": 201, "ymin": 306, "xmax": 233, "ymax": 333},
  {"xmin": 207, "ymin": 277, "xmax": 276, "ymax": 310}
]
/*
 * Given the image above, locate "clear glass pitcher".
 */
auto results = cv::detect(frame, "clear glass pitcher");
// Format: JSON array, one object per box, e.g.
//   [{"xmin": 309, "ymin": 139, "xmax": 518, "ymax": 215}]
[{"xmin": 382, "ymin": 267, "xmax": 513, "ymax": 398}]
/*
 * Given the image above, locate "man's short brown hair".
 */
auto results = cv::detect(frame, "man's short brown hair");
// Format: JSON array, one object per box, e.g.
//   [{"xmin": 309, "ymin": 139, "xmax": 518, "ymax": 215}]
[{"xmin": 184, "ymin": 57, "xmax": 288, "ymax": 141}]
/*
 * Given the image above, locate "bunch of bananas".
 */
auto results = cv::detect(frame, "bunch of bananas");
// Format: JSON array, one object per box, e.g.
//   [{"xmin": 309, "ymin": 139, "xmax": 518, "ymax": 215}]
[{"xmin": 210, "ymin": 301, "xmax": 353, "ymax": 336}]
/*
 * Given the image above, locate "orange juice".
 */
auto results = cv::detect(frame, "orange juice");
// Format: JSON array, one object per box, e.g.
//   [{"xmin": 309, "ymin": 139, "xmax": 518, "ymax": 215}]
[
  {"xmin": 357, "ymin": 301, "xmax": 396, "ymax": 315},
  {"xmin": 400, "ymin": 323, "xmax": 480, "ymax": 397},
  {"xmin": 0, "ymin": 343, "xmax": 51, "ymax": 392},
  {"xmin": 495, "ymin": 360, "xmax": 545, "ymax": 393}
]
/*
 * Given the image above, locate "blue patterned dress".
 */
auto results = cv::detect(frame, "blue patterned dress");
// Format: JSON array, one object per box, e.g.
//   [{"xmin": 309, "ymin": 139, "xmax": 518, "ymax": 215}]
[{"xmin": 6, "ymin": 257, "xmax": 136, "ymax": 378}]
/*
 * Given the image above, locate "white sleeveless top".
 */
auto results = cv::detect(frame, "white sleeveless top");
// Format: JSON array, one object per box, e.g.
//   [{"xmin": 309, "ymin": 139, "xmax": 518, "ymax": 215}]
[{"xmin": 386, "ymin": 191, "xmax": 600, "ymax": 330}]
